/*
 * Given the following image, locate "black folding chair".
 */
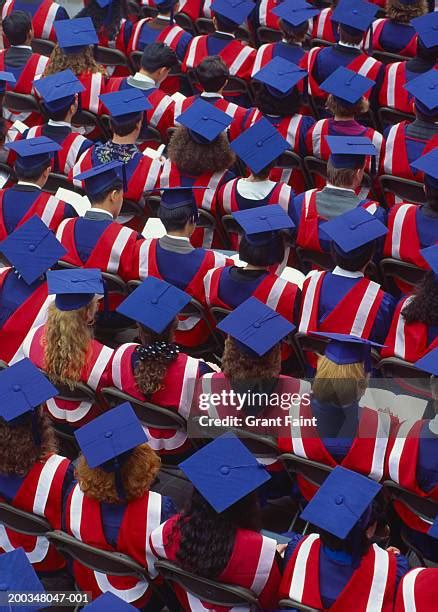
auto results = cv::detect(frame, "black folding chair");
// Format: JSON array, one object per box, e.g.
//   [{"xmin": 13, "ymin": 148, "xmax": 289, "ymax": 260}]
[
  {"xmin": 175, "ymin": 12, "xmax": 197, "ymax": 35},
  {"xmin": 257, "ymin": 26, "xmax": 282, "ymax": 43},
  {"xmin": 376, "ymin": 357, "xmax": 432, "ymax": 398},
  {"xmin": 310, "ymin": 38, "xmax": 334, "ymax": 48},
  {"xmin": 379, "ymin": 257, "xmax": 427, "ymax": 294},
  {"xmin": 72, "ymin": 109, "xmax": 103, "ymax": 137},
  {"xmin": 377, "ymin": 106, "xmax": 414, "ymax": 129},
  {"xmin": 31, "ymin": 38, "xmax": 56, "ymax": 57},
  {"xmin": 155, "ymin": 559, "xmax": 264, "ymax": 609},
  {"xmin": 372, "ymin": 50, "xmax": 407, "ymax": 65},
  {"xmin": 43, "ymin": 172, "xmax": 72, "ymax": 194},
  {"xmin": 93, "ymin": 46, "xmax": 131, "ymax": 72},
  {"xmin": 4, "ymin": 91, "xmax": 45, "ymax": 118},
  {"xmin": 379, "ymin": 175, "xmax": 425, "ymax": 207},
  {"xmin": 278, "ymin": 599, "xmax": 320, "ymax": 611},
  {"xmin": 198, "ymin": 208, "xmax": 228, "ymax": 249},
  {"xmin": 0, "ymin": 502, "xmax": 51, "ymax": 536}
]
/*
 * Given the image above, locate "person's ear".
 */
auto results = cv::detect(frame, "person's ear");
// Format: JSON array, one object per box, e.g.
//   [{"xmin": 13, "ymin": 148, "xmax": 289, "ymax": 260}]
[{"xmin": 365, "ymin": 521, "xmax": 377, "ymax": 540}]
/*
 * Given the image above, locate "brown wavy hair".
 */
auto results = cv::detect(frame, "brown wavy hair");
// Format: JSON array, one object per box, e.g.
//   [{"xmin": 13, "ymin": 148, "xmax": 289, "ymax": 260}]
[
  {"xmin": 0, "ymin": 409, "xmax": 57, "ymax": 476},
  {"xmin": 167, "ymin": 126, "xmax": 235, "ymax": 175},
  {"xmin": 43, "ymin": 45, "xmax": 106, "ymax": 77},
  {"xmin": 386, "ymin": 0, "xmax": 427, "ymax": 23},
  {"xmin": 221, "ymin": 336, "xmax": 282, "ymax": 380},
  {"xmin": 134, "ymin": 322, "xmax": 177, "ymax": 396},
  {"xmin": 312, "ymin": 356, "xmax": 368, "ymax": 406},
  {"xmin": 75, "ymin": 444, "xmax": 161, "ymax": 503},
  {"xmin": 326, "ymin": 94, "xmax": 369, "ymax": 118},
  {"xmin": 43, "ymin": 303, "xmax": 93, "ymax": 389}
]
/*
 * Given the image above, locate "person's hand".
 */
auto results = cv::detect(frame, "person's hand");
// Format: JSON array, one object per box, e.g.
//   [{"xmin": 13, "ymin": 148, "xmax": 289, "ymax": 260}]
[{"xmin": 387, "ymin": 546, "xmax": 400, "ymax": 555}]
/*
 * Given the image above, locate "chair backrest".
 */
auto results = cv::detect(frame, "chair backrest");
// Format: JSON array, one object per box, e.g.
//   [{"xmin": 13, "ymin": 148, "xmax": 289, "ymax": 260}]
[
  {"xmin": 383, "ymin": 481, "xmax": 438, "ymax": 525},
  {"xmin": 219, "ymin": 214, "xmax": 240, "ymax": 247},
  {"xmin": 175, "ymin": 12, "xmax": 197, "ymax": 35},
  {"xmin": 31, "ymin": 37, "xmax": 56, "ymax": 56},
  {"xmin": 379, "ymin": 257, "xmax": 427, "ymax": 293},
  {"xmin": 257, "ymin": 26, "xmax": 282, "ymax": 43},
  {"xmin": 224, "ymin": 76, "xmax": 251, "ymax": 101},
  {"xmin": 54, "ymin": 379, "xmax": 99, "ymax": 404},
  {"xmin": 48, "ymin": 530, "xmax": 151, "ymax": 578},
  {"xmin": 198, "ymin": 208, "xmax": 227, "ymax": 247},
  {"xmin": 138, "ymin": 125, "xmax": 163, "ymax": 146},
  {"xmin": 278, "ymin": 599, "xmax": 321, "ymax": 611},
  {"xmin": 44, "ymin": 172, "xmax": 71, "ymax": 194},
  {"xmin": 119, "ymin": 198, "xmax": 148, "ymax": 225},
  {"xmin": 72, "ymin": 109, "xmax": 102, "ymax": 135},
  {"xmin": 129, "ymin": 50, "xmax": 143, "ymax": 73},
  {"xmin": 310, "ymin": 38, "xmax": 334, "ymax": 48},
  {"xmin": 294, "ymin": 332, "xmax": 329, "ymax": 358},
  {"xmin": 195, "ymin": 17, "xmax": 215, "ymax": 34},
  {"xmin": 296, "ymin": 247, "xmax": 334, "ymax": 274},
  {"xmin": 155, "ymin": 559, "xmax": 262, "ymax": 609},
  {"xmin": 377, "ymin": 107, "xmax": 414, "ymax": 129},
  {"xmin": 101, "ymin": 387, "xmax": 187, "ymax": 430},
  {"xmin": 372, "ymin": 50, "xmax": 406, "ymax": 64},
  {"xmin": 379, "ymin": 175, "xmax": 426, "ymax": 207},
  {"xmin": 0, "ymin": 502, "xmax": 51, "ymax": 536},
  {"xmin": 376, "ymin": 357, "xmax": 432, "ymax": 397},
  {"xmin": 4, "ymin": 91, "xmax": 43, "ymax": 115},
  {"xmin": 277, "ymin": 151, "xmax": 310, "ymax": 188},
  {"xmin": 141, "ymin": 4, "xmax": 158, "ymax": 17},
  {"xmin": 94, "ymin": 46, "xmax": 129, "ymax": 67},
  {"xmin": 278, "ymin": 453, "xmax": 333, "ymax": 488}
]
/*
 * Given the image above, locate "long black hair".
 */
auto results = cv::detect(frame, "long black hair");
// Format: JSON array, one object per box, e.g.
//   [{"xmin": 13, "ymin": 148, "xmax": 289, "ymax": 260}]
[
  {"xmin": 172, "ymin": 489, "xmax": 262, "ymax": 578},
  {"xmin": 402, "ymin": 271, "xmax": 438, "ymax": 326},
  {"xmin": 75, "ymin": 0, "xmax": 128, "ymax": 40}
]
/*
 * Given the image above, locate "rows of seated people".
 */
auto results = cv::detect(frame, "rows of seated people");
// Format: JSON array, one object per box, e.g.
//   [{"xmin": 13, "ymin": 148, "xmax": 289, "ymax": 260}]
[{"xmin": 0, "ymin": 0, "xmax": 436, "ymax": 609}]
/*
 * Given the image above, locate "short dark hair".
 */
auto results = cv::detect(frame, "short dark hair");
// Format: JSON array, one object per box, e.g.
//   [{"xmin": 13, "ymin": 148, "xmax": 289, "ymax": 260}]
[
  {"xmin": 42, "ymin": 103, "xmax": 71, "ymax": 122},
  {"xmin": 416, "ymin": 38, "xmax": 438, "ymax": 61},
  {"xmin": 110, "ymin": 113, "xmax": 143, "ymax": 137},
  {"xmin": 239, "ymin": 233, "xmax": 285, "ymax": 266},
  {"xmin": 89, "ymin": 181, "xmax": 123, "ymax": 205},
  {"xmin": 196, "ymin": 56, "xmax": 229, "ymax": 92},
  {"xmin": 279, "ymin": 19, "xmax": 308, "ymax": 43},
  {"xmin": 213, "ymin": 13, "xmax": 237, "ymax": 33},
  {"xmin": 254, "ymin": 83, "xmax": 300, "ymax": 117},
  {"xmin": 425, "ymin": 182, "xmax": 438, "ymax": 211},
  {"xmin": 141, "ymin": 42, "xmax": 178, "ymax": 72},
  {"xmin": 15, "ymin": 162, "xmax": 50, "ymax": 182},
  {"xmin": 338, "ymin": 24, "xmax": 364, "ymax": 45},
  {"xmin": 158, "ymin": 203, "xmax": 195, "ymax": 231},
  {"xmin": 3, "ymin": 11, "xmax": 32, "ymax": 46},
  {"xmin": 331, "ymin": 241, "xmax": 375, "ymax": 271}
]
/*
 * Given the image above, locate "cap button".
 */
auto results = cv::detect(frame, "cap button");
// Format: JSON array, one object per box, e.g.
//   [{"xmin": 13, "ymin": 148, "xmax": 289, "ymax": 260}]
[
  {"xmin": 13, "ymin": 384, "xmax": 21, "ymax": 392},
  {"xmin": 220, "ymin": 465, "xmax": 230, "ymax": 475},
  {"xmin": 335, "ymin": 495, "xmax": 344, "ymax": 505},
  {"xmin": 259, "ymin": 215, "xmax": 267, "ymax": 220},
  {"xmin": 151, "ymin": 298, "xmax": 158, "ymax": 305},
  {"xmin": 104, "ymin": 431, "xmax": 113, "ymax": 438},
  {"xmin": 202, "ymin": 115, "xmax": 209, "ymax": 120},
  {"xmin": 28, "ymin": 244, "xmax": 36, "ymax": 252},
  {"xmin": 0, "ymin": 584, "xmax": 7, "ymax": 591},
  {"xmin": 256, "ymin": 140, "xmax": 263, "ymax": 147},
  {"xmin": 352, "ymin": 8, "xmax": 358, "ymax": 13},
  {"xmin": 433, "ymin": 24, "xmax": 438, "ymax": 30},
  {"xmin": 253, "ymin": 322, "xmax": 261, "ymax": 329}
]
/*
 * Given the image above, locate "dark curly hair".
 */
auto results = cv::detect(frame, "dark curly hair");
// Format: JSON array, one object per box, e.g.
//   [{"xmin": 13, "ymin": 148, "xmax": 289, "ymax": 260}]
[
  {"xmin": 167, "ymin": 126, "xmax": 235, "ymax": 175},
  {"xmin": 134, "ymin": 321, "xmax": 178, "ymax": 396},
  {"xmin": 0, "ymin": 409, "xmax": 57, "ymax": 477},
  {"xmin": 402, "ymin": 271, "xmax": 438, "ymax": 326},
  {"xmin": 75, "ymin": 0, "xmax": 129, "ymax": 41},
  {"xmin": 386, "ymin": 0, "xmax": 426, "ymax": 23},
  {"xmin": 222, "ymin": 336, "xmax": 282, "ymax": 380},
  {"xmin": 172, "ymin": 489, "xmax": 261, "ymax": 578}
]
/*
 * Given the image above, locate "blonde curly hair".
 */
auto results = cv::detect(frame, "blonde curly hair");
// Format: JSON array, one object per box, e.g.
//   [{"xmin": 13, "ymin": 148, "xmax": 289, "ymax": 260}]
[
  {"xmin": 43, "ymin": 45, "xmax": 106, "ymax": 77},
  {"xmin": 43, "ymin": 302, "xmax": 93, "ymax": 389},
  {"xmin": 312, "ymin": 356, "xmax": 368, "ymax": 406},
  {"xmin": 75, "ymin": 444, "xmax": 161, "ymax": 503}
]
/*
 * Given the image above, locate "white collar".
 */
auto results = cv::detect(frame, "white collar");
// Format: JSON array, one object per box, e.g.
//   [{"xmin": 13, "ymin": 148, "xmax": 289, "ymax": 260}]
[
  {"xmin": 201, "ymin": 92, "xmax": 223, "ymax": 99},
  {"xmin": 338, "ymin": 40, "xmax": 363, "ymax": 50},
  {"xmin": 332, "ymin": 266, "xmax": 364, "ymax": 278},
  {"xmin": 429, "ymin": 415, "xmax": 438, "ymax": 435},
  {"xmin": 166, "ymin": 233, "xmax": 190, "ymax": 242},
  {"xmin": 215, "ymin": 30, "xmax": 235, "ymax": 39},
  {"xmin": 157, "ymin": 14, "xmax": 171, "ymax": 20},
  {"xmin": 88, "ymin": 207, "xmax": 113, "ymax": 219},
  {"xmin": 133, "ymin": 72, "xmax": 156, "ymax": 86},
  {"xmin": 13, "ymin": 45, "xmax": 32, "ymax": 50},
  {"xmin": 326, "ymin": 182, "xmax": 356, "ymax": 194},
  {"xmin": 48, "ymin": 119, "xmax": 71, "ymax": 128},
  {"xmin": 281, "ymin": 39, "xmax": 301, "ymax": 46},
  {"xmin": 17, "ymin": 180, "xmax": 41, "ymax": 189}
]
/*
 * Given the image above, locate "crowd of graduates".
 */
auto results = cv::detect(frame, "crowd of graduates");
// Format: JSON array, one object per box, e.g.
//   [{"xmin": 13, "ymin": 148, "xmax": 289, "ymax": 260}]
[{"xmin": 0, "ymin": 0, "xmax": 436, "ymax": 609}]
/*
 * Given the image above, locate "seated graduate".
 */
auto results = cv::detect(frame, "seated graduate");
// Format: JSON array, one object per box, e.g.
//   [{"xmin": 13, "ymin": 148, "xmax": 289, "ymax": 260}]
[
  {"xmin": 111, "ymin": 277, "xmax": 208, "ymax": 457},
  {"xmin": 217, "ymin": 117, "xmax": 295, "ymax": 221},
  {"xmin": 82, "ymin": 591, "xmax": 141, "ymax": 610},
  {"xmin": 0, "ymin": 360, "xmax": 73, "ymax": 574},
  {"xmin": 382, "ymin": 246, "xmax": 438, "ymax": 362},
  {"xmin": 366, "ymin": 0, "xmax": 426, "ymax": 58},
  {"xmin": 46, "ymin": 18, "xmax": 106, "ymax": 119},
  {"xmin": 204, "ymin": 207, "xmax": 301, "ymax": 327},
  {"xmin": 136, "ymin": 187, "xmax": 233, "ymax": 349},
  {"xmin": 12, "ymin": 69, "xmax": 93, "ymax": 176},
  {"xmin": 64, "ymin": 403, "xmax": 176, "ymax": 609},
  {"xmin": 395, "ymin": 567, "xmax": 438, "ymax": 612},
  {"xmin": 0, "ymin": 549, "xmax": 46, "ymax": 600},
  {"xmin": 299, "ymin": 208, "xmax": 396, "ymax": 348},
  {"xmin": 385, "ymin": 347, "xmax": 438, "ymax": 564},
  {"xmin": 306, "ymin": 67, "xmax": 384, "ymax": 172},
  {"xmin": 278, "ymin": 334, "xmax": 393, "ymax": 500},
  {"xmin": 279, "ymin": 467, "xmax": 409, "ymax": 611},
  {"xmin": 1, "ymin": 137, "xmax": 77, "ymax": 238},
  {"xmin": 378, "ymin": 13, "xmax": 438, "ymax": 114},
  {"xmin": 310, "ymin": 0, "xmax": 339, "ymax": 45},
  {"xmin": 163, "ymin": 98, "xmax": 235, "ymax": 248},
  {"xmin": 71, "ymin": 89, "xmax": 162, "ymax": 228},
  {"xmin": 1, "ymin": 0, "xmax": 68, "ymax": 43},
  {"xmin": 150, "ymin": 434, "xmax": 282, "ymax": 610},
  {"xmin": 23, "ymin": 269, "xmax": 113, "ymax": 429},
  {"xmin": 75, "ymin": 0, "xmax": 133, "ymax": 54},
  {"xmin": 0, "ymin": 216, "xmax": 66, "ymax": 364},
  {"xmin": 293, "ymin": 136, "xmax": 384, "ymax": 257},
  {"xmin": 252, "ymin": 0, "xmax": 316, "ymax": 69}
]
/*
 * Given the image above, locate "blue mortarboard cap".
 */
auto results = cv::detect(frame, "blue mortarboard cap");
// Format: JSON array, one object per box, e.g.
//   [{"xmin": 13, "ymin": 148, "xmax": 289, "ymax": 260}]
[
  {"xmin": 176, "ymin": 98, "xmax": 232, "ymax": 143},
  {"xmin": 326, "ymin": 135, "xmax": 377, "ymax": 169},
  {"xmin": 331, "ymin": 0, "xmax": 378, "ymax": 33},
  {"xmin": 95, "ymin": 0, "xmax": 113, "ymax": 6},
  {"xmin": 321, "ymin": 66, "xmax": 375, "ymax": 105},
  {"xmin": 230, "ymin": 118, "xmax": 290, "ymax": 174},
  {"xmin": 83, "ymin": 592, "xmax": 137, "ymax": 612},
  {"xmin": 272, "ymin": 0, "xmax": 319, "ymax": 27},
  {"xmin": 0, "ymin": 71, "xmax": 16, "ymax": 85},
  {"xmin": 47, "ymin": 268, "xmax": 104, "ymax": 311},
  {"xmin": 217, "ymin": 297, "xmax": 295, "ymax": 356},
  {"xmin": 33, "ymin": 69, "xmax": 84, "ymax": 112},
  {"xmin": 233, "ymin": 204, "xmax": 295, "ymax": 246},
  {"xmin": 74, "ymin": 160, "xmax": 123, "ymax": 197},
  {"xmin": 0, "ymin": 548, "xmax": 45, "ymax": 609},
  {"xmin": 5, "ymin": 136, "xmax": 61, "ymax": 171},
  {"xmin": 211, "ymin": 0, "xmax": 254, "ymax": 26},
  {"xmin": 179, "ymin": 434, "xmax": 271, "ymax": 513},
  {"xmin": 311, "ymin": 332, "xmax": 384, "ymax": 371},
  {"xmin": 75, "ymin": 403, "xmax": 148, "ymax": 468},
  {"xmin": 158, "ymin": 186, "xmax": 208, "ymax": 222},
  {"xmin": 412, "ymin": 11, "xmax": 438, "ymax": 49},
  {"xmin": 420, "ymin": 245, "xmax": 438, "ymax": 277},
  {"xmin": 415, "ymin": 347, "xmax": 438, "ymax": 375},
  {"xmin": 0, "ymin": 359, "xmax": 58, "ymax": 423},
  {"xmin": 252, "ymin": 57, "xmax": 307, "ymax": 97},
  {"xmin": 411, "ymin": 149, "xmax": 438, "ymax": 190},
  {"xmin": 54, "ymin": 17, "xmax": 99, "ymax": 53},
  {"xmin": 428, "ymin": 516, "xmax": 438, "ymax": 540},
  {"xmin": 0, "ymin": 216, "xmax": 67, "ymax": 285},
  {"xmin": 116, "ymin": 276, "xmax": 191, "ymax": 333},
  {"xmin": 100, "ymin": 89, "xmax": 152, "ymax": 122},
  {"xmin": 403, "ymin": 70, "xmax": 438, "ymax": 116},
  {"xmin": 300, "ymin": 466, "xmax": 382, "ymax": 539},
  {"xmin": 320, "ymin": 207, "xmax": 387, "ymax": 254}
]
